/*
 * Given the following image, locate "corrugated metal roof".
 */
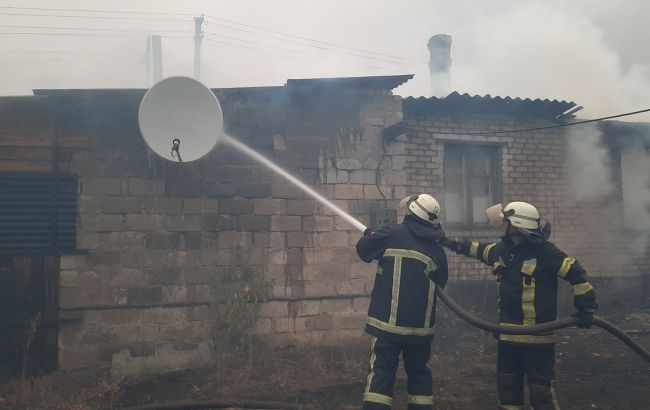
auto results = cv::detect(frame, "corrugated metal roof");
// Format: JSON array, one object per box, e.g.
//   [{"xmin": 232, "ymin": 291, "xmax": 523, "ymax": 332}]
[
  {"xmin": 404, "ymin": 91, "xmax": 577, "ymax": 119},
  {"xmin": 285, "ymin": 74, "xmax": 414, "ymax": 90}
]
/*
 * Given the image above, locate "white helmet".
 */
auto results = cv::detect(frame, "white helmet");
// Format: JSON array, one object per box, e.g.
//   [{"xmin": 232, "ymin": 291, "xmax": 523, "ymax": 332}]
[
  {"xmin": 502, "ymin": 201, "xmax": 540, "ymax": 230},
  {"xmin": 404, "ymin": 194, "xmax": 440, "ymax": 225}
]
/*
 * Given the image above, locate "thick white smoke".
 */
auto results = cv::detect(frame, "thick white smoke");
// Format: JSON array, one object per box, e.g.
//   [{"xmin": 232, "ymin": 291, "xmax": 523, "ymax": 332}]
[
  {"xmin": 2, "ymin": 0, "xmax": 649, "ymax": 121},
  {"xmin": 567, "ymin": 124, "xmax": 615, "ymax": 201},
  {"xmin": 395, "ymin": 1, "xmax": 650, "ymax": 122},
  {"xmin": 567, "ymin": 123, "xmax": 650, "ymax": 256}
]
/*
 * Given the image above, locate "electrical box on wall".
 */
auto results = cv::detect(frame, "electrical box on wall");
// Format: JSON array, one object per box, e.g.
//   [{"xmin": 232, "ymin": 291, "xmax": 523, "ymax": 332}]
[{"xmin": 370, "ymin": 208, "xmax": 398, "ymax": 229}]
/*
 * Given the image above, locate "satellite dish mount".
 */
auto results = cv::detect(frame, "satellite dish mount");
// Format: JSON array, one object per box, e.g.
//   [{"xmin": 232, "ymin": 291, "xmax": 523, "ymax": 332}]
[{"xmin": 138, "ymin": 76, "xmax": 223, "ymax": 163}]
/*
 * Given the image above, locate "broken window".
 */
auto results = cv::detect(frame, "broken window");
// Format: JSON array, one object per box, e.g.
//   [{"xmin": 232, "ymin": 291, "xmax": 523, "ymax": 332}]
[
  {"xmin": 443, "ymin": 144, "xmax": 499, "ymax": 226},
  {"xmin": 620, "ymin": 149, "xmax": 650, "ymax": 230}
]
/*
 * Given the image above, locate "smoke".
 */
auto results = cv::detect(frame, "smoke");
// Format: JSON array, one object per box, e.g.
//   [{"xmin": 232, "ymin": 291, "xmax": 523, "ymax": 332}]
[
  {"xmin": 567, "ymin": 123, "xmax": 650, "ymax": 256},
  {"xmin": 619, "ymin": 127, "xmax": 650, "ymax": 255},
  {"xmin": 567, "ymin": 124, "xmax": 615, "ymax": 200},
  {"xmin": 1, "ymin": 0, "xmax": 649, "ymax": 117},
  {"xmin": 395, "ymin": 1, "xmax": 650, "ymax": 122}
]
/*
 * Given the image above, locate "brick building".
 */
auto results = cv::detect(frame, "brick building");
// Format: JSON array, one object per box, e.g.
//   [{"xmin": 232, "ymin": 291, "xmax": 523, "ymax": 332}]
[{"xmin": 0, "ymin": 74, "xmax": 648, "ymax": 379}]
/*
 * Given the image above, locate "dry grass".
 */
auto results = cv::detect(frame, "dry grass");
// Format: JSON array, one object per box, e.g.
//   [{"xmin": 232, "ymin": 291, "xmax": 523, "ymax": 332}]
[
  {"xmin": 0, "ymin": 346, "xmax": 491, "ymax": 409},
  {"xmin": 1, "ymin": 319, "xmax": 647, "ymax": 409},
  {"xmin": 0, "ymin": 368, "xmax": 118, "ymax": 410}
]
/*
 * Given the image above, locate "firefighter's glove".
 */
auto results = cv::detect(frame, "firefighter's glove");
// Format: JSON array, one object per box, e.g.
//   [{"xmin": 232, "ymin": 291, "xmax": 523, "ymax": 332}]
[
  {"xmin": 363, "ymin": 228, "xmax": 378, "ymax": 237},
  {"xmin": 493, "ymin": 257, "xmax": 507, "ymax": 279},
  {"xmin": 441, "ymin": 238, "xmax": 471, "ymax": 255},
  {"xmin": 573, "ymin": 309, "xmax": 595, "ymax": 329}
]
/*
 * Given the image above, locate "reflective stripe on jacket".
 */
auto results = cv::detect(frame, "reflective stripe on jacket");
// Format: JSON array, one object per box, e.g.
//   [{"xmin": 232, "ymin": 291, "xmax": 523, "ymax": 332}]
[
  {"xmin": 461, "ymin": 239, "xmax": 596, "ymax": 344},
  {"xmin": 356, "ymin": 216, "xmax": 448, "ymax": 343}
]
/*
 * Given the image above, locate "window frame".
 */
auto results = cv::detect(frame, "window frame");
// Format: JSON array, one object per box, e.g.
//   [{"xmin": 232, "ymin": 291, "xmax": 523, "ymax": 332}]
[
  {"xmin": 442, "ymin": 142, "xmax": 502, "ymax": 229},
  {"xmin": 619, "ymin": 147, "xmax": 650, "ymax": 233}
]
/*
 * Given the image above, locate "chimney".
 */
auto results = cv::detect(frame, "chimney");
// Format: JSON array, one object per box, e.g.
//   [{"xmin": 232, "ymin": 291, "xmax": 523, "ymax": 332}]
[{"xmin": 427, "ymin": 34, "xmax": 452, "ymax": 97}]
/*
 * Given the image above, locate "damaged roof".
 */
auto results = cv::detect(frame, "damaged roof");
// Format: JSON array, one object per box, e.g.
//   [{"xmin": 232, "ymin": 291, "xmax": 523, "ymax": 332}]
[{"xmin": 403, "ymin": 92, "xmax": 577, "ymax": 120}]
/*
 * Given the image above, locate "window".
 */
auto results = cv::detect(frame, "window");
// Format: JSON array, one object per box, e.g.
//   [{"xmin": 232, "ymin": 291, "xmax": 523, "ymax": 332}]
[
  {"xmin": 620, "ymin": 149, "xmax": 650, "ymax": 230},
  {"xmin": 444, "ymin": 144, "xmax": 499, "ymax": 226}
]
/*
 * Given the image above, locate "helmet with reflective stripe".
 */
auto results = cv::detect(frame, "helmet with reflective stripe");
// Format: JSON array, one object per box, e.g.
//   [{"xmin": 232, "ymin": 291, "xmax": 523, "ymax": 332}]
[
  {"xmin": 406, "ymin": 194, "xmax": 440, "ymax": 225},
  {"xmin": 503, "ymin": 201, "xmax": 540, "ymax": 230}
]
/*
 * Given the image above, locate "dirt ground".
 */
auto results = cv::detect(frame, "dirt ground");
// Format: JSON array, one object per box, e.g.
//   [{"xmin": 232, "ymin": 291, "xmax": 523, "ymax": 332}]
[{"xmin": 1, "ymin": 311, "xmax": 648, "ymax": 410}]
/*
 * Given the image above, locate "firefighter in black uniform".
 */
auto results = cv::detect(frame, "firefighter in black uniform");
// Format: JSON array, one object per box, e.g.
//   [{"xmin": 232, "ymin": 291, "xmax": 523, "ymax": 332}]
[
  {"xmin": 356, "ymin": 194, "xmax": 448, "ymax": 410},
  {"xmin": 443, "ymin": 201, "xmax": 597, "ymax": 410}
]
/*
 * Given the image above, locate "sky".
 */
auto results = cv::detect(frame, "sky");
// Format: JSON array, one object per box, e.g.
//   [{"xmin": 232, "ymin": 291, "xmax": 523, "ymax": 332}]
[{"xmin": 1, "ymin": 0, "xmax": 649, "ymax": 120}]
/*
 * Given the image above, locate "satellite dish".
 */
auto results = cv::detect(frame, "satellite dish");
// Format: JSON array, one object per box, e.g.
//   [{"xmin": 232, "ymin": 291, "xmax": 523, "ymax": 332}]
[{"xmin": 138, "ymin": 76, "xmax": 223, "ymax": 162}]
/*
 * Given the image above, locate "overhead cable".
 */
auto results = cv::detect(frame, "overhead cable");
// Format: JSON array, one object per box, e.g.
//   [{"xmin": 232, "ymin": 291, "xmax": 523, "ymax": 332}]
[
  {"xmin": 203, "ymin": 14, "xmax": 423, "ymax": 64},
  {"xmin": 203, "ymin": 37, "xmax": 382, "ymax": 70},
  {"xmin": 0, "ymin": 5, "xmax": 194, "ymax": 17},
  {"xmin": 0, "ymin": 24, "xmax": 189, "ymax": 33},
  {"xmin": 0, "ymin": 11, "xmax": 193, "ymax": 22},
  {"xmin": 203, "ymin": 32, "xmax": 307, "ymax": 55},
  {"xmin": 206, "ymin": 19, "xmax": 421, "ymax": 67},
  {"xmin": 0, "ymin": 32, "xmax": 190, "ymax": 38},
  {"xmin": 411, "ymin": 108, "xmax": 650, "ymax": 136}
]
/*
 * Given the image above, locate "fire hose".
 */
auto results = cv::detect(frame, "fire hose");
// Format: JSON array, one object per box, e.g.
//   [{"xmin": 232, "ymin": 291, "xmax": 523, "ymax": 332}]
[{"xmin": 434, "ymin": 287, "xmax": 650, "ymax": 362}]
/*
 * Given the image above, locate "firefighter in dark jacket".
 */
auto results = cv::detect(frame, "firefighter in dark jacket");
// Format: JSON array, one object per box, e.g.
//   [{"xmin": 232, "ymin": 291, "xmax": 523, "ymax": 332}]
[
  {"xmin": 443, "ymin": 201, "xmax": 597, "ymax": 410},
  {"xmin": 356, "ymin": 194, "xmax": 448, "ymax": 410}
]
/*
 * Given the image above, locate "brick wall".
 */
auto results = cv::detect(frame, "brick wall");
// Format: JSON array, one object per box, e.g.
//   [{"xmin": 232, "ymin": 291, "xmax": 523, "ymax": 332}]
[
  {"xmin": 403, "ymin": 109, "xmax": 650, "ymax": 280},
  {"xmin": 31, "ymin": 85, "xmax": 408, "ymax": 377},
  {"xmin": 4, "ymin": 85, "xmax": 647, "ymax": 378}
]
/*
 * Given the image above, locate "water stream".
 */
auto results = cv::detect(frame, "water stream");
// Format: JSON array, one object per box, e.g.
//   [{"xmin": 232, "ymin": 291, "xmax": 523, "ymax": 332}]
[{"xmin": 221, "ymin": 134, "xmax": 368, "ymax": 233}]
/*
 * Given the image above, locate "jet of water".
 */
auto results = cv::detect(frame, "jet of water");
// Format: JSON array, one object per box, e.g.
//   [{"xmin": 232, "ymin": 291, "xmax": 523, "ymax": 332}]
[{"xmin": 221, "ymin": 134, "xmax": 368, "ymax": 233}]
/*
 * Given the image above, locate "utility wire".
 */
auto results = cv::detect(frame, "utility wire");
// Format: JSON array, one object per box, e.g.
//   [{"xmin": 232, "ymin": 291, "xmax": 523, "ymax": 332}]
[
  {"xmin": 203, "ymin": 38, "xmax": 296, "ymax": 60},
  {"xmin": 1, "ymin": 50, "xmax": 102, "ymax": 54},
  {"xmin": 203, "ymin": 38, "xmax": 382, "ymax": 71},
  {"xmin": 0, "ymin": 24, "xmax": 189, "ymax": 33},
  {"xmin": 0, "ymin": 11, "xmax": 193, "ymax": 22},
  {"xmin": 0, "ymin": 5, "xmax": 423, "ymax": 67},
  {"xmin": 203, "ymin": 14, "xmax": 423, "ymax": 64},
  {"xmin": 410, "ymin": 108, "xmax": 650, "ymax": 136},
  {"xmin": 0, "ymin": 5, "xmax": 194, "ymax": 17},
  {"xmin": 1, "ymin": 58, "xmax": 103, "ymax": 62},
  {"xmin": 0, "ymin": 32, "xmax": 190, "ymax": 38},
  {"xmin": 203, "ymin": 32, "xmax": 307, "ymax": 55},
  {"xmin": 206, "ymin": 20, "xmax": 420, "ymax": 68}
]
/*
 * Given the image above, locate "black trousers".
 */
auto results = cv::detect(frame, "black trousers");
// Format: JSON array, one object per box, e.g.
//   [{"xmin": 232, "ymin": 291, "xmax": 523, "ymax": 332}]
[
  {"xmin": 363, "ymin": 336, "xmax": 433, "ymax": 410},
  {"xmin": 497, "ymin": 342, "xmax": 560, "ymax": 410}
]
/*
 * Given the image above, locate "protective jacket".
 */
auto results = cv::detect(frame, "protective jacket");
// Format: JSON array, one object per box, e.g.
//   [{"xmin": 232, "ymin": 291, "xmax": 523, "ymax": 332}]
[
  {"xmin": 458, "ymin": 238, "xmax": 597, "ymax": 344},
  {"xmin": 356, "ymin": 215, "xmax": 448, "ymax": 344}
]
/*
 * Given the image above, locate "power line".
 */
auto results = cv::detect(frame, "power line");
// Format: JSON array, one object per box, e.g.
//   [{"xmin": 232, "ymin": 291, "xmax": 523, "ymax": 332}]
[
  {"xmin": 0, "ymin": 5, "xmax": 424, "ymax": 67},
  {"xmin": 1, "ymin": 50, "xmax": 102, "ymax": 54},
  {"xmin": 204, "ymin": 14, "xmax": 425, "ymax": 64},
  {"xmin": 204, "ymin": 31, "xmax": 307, "ymax": 55},
  {"xmin": 0, "ymin": 5, "xmax": 194, "ymax": 17},
  {"xmin": 0, "ymin": 32, "xmax": 189, "ymax": 38},
  {"xmin": 205, "ymin": 21, "xmax": 421, "ymax": 68},
  {"xmin": 0, "ymin": 24, "xmax": 189, "ymax": 33},
  {"xmin": 206, "ymin": 24, "xmax": 327, "ymax": 50},
  {"xmin": 0, "ymin": 11, "xmax": 193, "ymax": 22},
  {"xmin": 203, "ymin": 37, "xmax": 382, "ymax": 71},
  {"xmin": 411, "ymin": 108, "xmax": 650, "ymax": 136},
  {"xmin": 203, "ymin": 38, "xmax": 296, "ymax": 60},
  {"xmin": 1, "ymin": 58, "xmax": 102, "ymax": 62}
]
